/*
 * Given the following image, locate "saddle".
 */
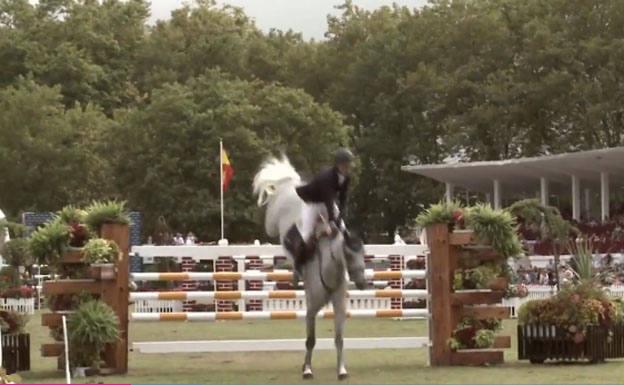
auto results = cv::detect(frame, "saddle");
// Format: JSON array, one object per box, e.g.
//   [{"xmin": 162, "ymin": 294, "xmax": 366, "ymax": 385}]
[{"xmin": 283, "ymin": 218, "xmax": 340, "ymax": 283}]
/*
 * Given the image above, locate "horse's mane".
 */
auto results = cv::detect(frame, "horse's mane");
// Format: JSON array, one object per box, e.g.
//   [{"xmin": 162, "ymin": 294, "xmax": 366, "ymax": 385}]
[{"xmin": 252, "ymin": 155, "xmax": 301, "ymax": 206}]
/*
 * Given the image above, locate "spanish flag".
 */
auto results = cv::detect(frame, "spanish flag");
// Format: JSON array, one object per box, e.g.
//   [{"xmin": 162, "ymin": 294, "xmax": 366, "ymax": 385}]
[{"xmin": 221, "ymin": 147, "xmax": 234, "ymax": 192}]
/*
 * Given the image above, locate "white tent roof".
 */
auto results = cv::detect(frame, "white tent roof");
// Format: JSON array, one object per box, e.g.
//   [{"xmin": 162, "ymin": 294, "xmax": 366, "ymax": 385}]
[{"xmin": 401, "ymin": 146, "xmax": 624, "ymax": 194}]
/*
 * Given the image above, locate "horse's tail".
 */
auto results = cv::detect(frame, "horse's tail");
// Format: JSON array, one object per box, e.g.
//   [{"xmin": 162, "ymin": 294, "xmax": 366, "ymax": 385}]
[{"xmin": 252, "ymin": 155, "xmax": 301, "ymax": 207}]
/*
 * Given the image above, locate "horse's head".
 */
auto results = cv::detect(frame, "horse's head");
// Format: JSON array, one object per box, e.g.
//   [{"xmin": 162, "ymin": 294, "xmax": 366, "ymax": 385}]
[{"xmin": 342, "ymin": 231, "xmax": 367, "ymax": 290}]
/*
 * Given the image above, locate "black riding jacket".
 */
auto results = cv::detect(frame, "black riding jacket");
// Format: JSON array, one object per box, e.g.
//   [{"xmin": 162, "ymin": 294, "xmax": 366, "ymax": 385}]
[{"xmin": 295, "ymin": 166, "xmax": 350, "ymax": 223}]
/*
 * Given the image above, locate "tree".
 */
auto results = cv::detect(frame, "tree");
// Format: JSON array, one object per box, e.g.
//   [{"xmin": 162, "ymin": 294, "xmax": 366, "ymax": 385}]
[
  {"xmin": 0, "ymin": 78, "xmax": 114, "ymax": 216},
  {"xmin": 109, "ymin": 70, "xmax": 349, "ymax": 241}
]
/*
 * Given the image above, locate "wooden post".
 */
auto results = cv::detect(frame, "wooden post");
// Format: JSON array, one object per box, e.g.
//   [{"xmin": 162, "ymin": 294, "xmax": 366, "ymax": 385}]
[
  {"xmin": 246, "ymin": 256, "xmax": 263, "ymax": 311},
  {"xmin": 101, "ymin": 223, "xmax": 129, "ymax": 374},
  {"xmin": 216, "ymin": 256, "xmax": 235, "ymax": 311},
  {"xmin": 389, "ymin": 254, "xmax": 404, "ymax": 309},
  {"xmin": 427, "ymin": 224, "xmax": 456, "ymax": 366}
]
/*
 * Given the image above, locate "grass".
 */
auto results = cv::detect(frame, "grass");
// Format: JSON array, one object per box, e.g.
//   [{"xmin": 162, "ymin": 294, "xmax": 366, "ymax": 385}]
[{"xmin": 19, "ymin": 315, "xmax": 624, "ymax": 384}]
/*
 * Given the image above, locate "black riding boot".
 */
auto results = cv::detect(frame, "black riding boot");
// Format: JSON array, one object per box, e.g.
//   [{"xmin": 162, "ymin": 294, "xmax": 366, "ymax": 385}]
[{"xmin": 284, "ymin": 225, "xmax": 306, "ymax": 287}]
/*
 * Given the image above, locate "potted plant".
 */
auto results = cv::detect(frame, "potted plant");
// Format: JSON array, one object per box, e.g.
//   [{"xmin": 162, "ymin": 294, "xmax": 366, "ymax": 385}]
[
  {"xmin": 517, "ymin": 281, "xmax": 622, "ymax": 363},
  {"xmin": 448, "ymin": 318, "xmax": 502, "ymax": 350},
  {"xmin": 84, "ymin": 200, "xmax": 130, "ymax": 235},
  {"xmin": 1, "ymin": 238, "xmax": 33, "ymax": 272},
  {"xmin": 29, "ymin": 220, "xmax": 70, "ymax": 268},
  {"xmin": 416, "ymin": 201, "xmax": 465, "ymax": 232},
  {"xmin": 82, "ymin": 239, "xmax": 120, "ymax": 280},
  {"xmin": 68, "ymin": 300, "xmax": 119, "ymax": 375},
  {"xmin": 56, "ymin": 206, "xmax": 87, "ymax": 226},
  {"xmin": 0, "ymin": 310, "xmax": 30, "ymax": 374}
]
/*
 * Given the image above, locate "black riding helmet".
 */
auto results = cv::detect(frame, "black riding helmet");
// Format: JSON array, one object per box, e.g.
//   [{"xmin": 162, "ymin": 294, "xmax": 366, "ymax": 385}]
[{"xmin": 334, "ymin": 148, "xmax": 354, "ymax": 165}]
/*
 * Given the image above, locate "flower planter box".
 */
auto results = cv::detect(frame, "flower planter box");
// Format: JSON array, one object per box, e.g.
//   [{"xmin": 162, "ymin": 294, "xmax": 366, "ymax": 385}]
[
  {"xmin": 89, "ymin": 263, "xmax": 116, "ymax": 280},
  {"xmin": 1, "ymin": 333, "xmax": 30, "ymax": 374},
  {"xmin": 61, "ymin": 248, "xmax": 84, "ymax": 264},
  {"xmin": 518, "ymin": 324, "xmax": 624, "ymax": 363}
]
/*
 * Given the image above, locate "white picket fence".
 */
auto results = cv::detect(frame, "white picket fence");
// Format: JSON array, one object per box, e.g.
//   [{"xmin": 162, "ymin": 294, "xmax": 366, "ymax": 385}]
[{"xmin": 0, "ymin": 298, "xmax": 35, "ymax": 314}]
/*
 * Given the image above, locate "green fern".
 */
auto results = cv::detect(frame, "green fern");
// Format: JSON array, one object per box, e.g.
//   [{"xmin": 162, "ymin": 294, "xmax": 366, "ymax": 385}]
[
  {"xmin": 85, "ymin": 200, "xmax": 131, "ymax": 233},
  {"xmin": 82, "ymin": 239, "xmax": 120, "ymax": 264},
  {"xmin": 28, "ymin": 220, "xmax": 70, "ymax": 266},
  {"xmin": 68, "ymin": 300, "xmax": 120, "ymax": 369},
  {"xmin": 56, "ymin": 205, "xmax": 87, "ymax": 225},
  {"xmin": 415, "ymin": 201, "xmax": 463, "ymax": 228},
  {"xmin": 465, "ymin": 204, "xmax": 524, "ymax": 258}
]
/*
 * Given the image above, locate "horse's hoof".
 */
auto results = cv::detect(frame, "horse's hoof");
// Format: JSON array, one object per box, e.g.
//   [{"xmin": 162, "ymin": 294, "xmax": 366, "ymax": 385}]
[
  {"xmin": 302, "ymin": 366, "xmax": 313, "ymax": 380},
  {"xmin": 338, "ymin": 372, "xmax": 349, "ymax": 381}
]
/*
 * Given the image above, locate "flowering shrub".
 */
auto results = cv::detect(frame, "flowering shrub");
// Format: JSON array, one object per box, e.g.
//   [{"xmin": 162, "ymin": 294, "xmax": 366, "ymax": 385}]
[
  {"xmin": 506, "ymin": 283, "xmax": 529, "ymax": 298},
  {"xmin": 448, "ymin": 318, "xmax": 501, "ymax": 350},
  {"xmin": 68, "ymin": 223, "xmax": 90, "ymax": 248},
  {"xmin": 518, "ymin": 281, "xmax": 616, "ymax": 343},
  {"xmin": 0, "ymin": 285, "xmax": 34, "ymax": 299},
  {"xmin": 0, "ymin": 310, "xmax": 28, "ymax": 334},
  {"xmin": 416, "ymin": 202, "xmax": 524, "ymax": 259}
]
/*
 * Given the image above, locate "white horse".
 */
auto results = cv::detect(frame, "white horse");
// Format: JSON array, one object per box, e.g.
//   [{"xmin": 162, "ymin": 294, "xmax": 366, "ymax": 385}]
[{"xmin": 253, "ymin": 155, "xmax": 367, "ymax": 380}]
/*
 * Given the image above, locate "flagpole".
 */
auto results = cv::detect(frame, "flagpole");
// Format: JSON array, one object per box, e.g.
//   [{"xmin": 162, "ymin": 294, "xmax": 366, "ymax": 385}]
[{"xmin": 220, "ymin": 139, "xmax": 224, "ymax": 241}]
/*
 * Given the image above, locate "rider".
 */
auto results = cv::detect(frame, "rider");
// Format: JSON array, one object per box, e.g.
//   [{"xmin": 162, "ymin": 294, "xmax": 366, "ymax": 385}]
[{"xmin": 285, "ymin": 148, "xmax": 354, "ymax": 277}]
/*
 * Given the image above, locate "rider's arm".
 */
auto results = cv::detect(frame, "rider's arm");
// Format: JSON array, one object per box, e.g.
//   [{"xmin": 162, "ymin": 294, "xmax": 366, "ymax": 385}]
[{"xmin": 337, "ymin": 178, "xmax": 349, "ymax": 221}]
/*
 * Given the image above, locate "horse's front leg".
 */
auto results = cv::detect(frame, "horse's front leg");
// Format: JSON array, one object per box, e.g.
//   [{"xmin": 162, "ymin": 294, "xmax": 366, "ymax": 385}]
[
  {"xmin": 332, "ymin": 291, "xmax": 348, "ymax": 380},
  {"xmin": 302, "ymin": 309, "xmax": 316, "ymax": 379}
]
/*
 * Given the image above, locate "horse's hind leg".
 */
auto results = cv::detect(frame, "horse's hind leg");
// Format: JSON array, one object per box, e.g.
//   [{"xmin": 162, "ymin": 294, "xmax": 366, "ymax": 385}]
[
  {"xmin": 302, "ymin": 309, "xmax": 316, "ymax": 379},
  {"xmin": 332, "ymin": 291, "xmax": 348, "ymax": 380}
]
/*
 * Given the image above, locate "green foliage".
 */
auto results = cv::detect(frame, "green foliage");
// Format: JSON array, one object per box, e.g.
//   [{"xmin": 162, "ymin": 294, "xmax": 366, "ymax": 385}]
[
  {"xmin": 68, "ymin": 300, "xmax": 120, "ymax": 369},
  {"xmin": 56, "ymin": 206, "xmax": 87, "ymax": 225},
  {"xmin": 474, "ymin": 329, "xmax": 496, "ymax": 349},
  {"xmin": 415, "ymin": 201, "xmax": 463, "ymax": 228},
  {"xmin": 0, "ymin": 310, "xmax": 29, "ymax": 334},
  {"xmin": 82, "ymin": 239, "xmax": 119, "ymax": 264},
  {"xmin": 509, "ymin": 199, "xmax": 575, "ymax": 242},
  {"xmin": 453, "ymin": 264, "xmax": 500, "ymax": 290},
  {"xmin": 465, "ymin": 204, "xmax": 524, "ymax": 258},
  {"xmin": 110, "ymin": 70, "xmax": 348, "ymax": 241},
  {"xmin": 4, "ymin": 0, "xmax": 624, "ymax": 242},
  {"xmin": 418, "ymin": 202, "xmax": 523, "ymax": 259},
  {"xmin": 568, "ymin": 238, "xmax": 596, "ymax": 281},
  {"xmin": 0, "ymin": 266, "xmax": 20, "ymax": 291},
  {"xmin": 448, "ymin": 317, "xmax": 502, "ymax": 350},
  {"xmin": 85, "ymin": 200, "xmax": 130, "ymax": 232},
  {"xmin": 518, "ymin": 281, "xmax": 615, "ymax": 334},
  {"xmin": 0, "ymin": 220, "xmax": 27, "ymax": 239},
  {"xmin": 28, "ymin": 219, "xmax": 70, "ymax": 266},
  {"xmin": 1, "ymin": 238, "xmax": 33, "ymax": 267}
]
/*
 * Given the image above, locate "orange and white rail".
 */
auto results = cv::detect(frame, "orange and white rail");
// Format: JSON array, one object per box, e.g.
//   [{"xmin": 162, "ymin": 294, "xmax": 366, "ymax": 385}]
[
  {"xmin": 131, "ymin": 308, "xmax": 428, "ymax": 322},
  {"xmin": 129, "ymin": 269, "xmax": 426, "ymax": 282},
  {"xmin": 130, "ymin": 289, "xmax": 427, "ymax": 301}
]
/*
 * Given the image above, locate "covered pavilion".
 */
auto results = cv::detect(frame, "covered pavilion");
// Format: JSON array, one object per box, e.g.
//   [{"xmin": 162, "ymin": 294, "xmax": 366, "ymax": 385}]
[{"xmin": 401, "ymin": 146, "xmax": 624, "ymax": 222}]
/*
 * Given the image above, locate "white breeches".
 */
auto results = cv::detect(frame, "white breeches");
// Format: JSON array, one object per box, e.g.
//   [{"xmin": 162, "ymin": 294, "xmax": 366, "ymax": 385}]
[
  {"xmin": 300, "ymin": 203, "xmax": 342, "ymax": 243},
  {"xmin": 300, "ymin": 203, "xmax": 328, "ymax": 243}
]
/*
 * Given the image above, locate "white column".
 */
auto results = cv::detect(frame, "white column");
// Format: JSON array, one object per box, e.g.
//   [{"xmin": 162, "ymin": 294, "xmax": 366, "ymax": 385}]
[
  {"xmin": 571, "ymin": 175, "xmax": 581, "ymax": 221},
  {"xmin": 540, "ymin": 177, "xmax": 549, "ymax": 206},
  {"xmin": 601, "ymin": 171, "xmax": 610, "ymax": 222},
  {"xmin": 493, "ymin": 180, "xmax": 502, "ymax": 210},
  {"xmin": 445, "ymin": 183, "xmax": 454, "ymax": 203},
  {"xmin": 485, "ymin": 193, "xmax": 492, "ymax": 206},
  {"xmin": 584, "ymin": 188, "xmax": 591, "ymax": 219}
]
